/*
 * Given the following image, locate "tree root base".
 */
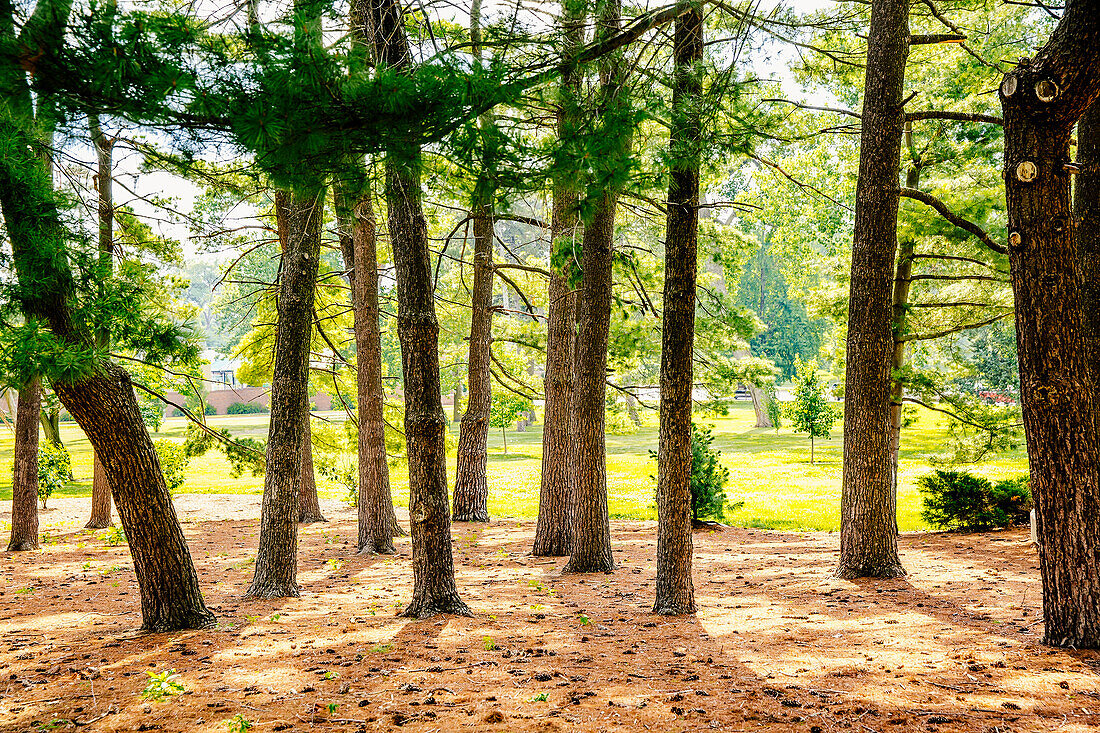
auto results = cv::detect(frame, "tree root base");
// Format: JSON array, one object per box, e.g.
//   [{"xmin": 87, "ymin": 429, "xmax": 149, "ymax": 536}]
[
  {"xmin": 357, "ymin": 543, "xmax": 396, "ymax": 556},
  {"xmin": 84, "ymin": 519, "xmax": 113, "ymax": 530},
  {"xmin": 299, "ymin": 513, "xmax": 328, "ymax": 524},
  {"xmin": 834, "ymin": 563, "xmax": 907, "ymax": 580},
  {"xmin": 652, "ymin": 601, "xmax": 697, "ymax": 616},
  {"xmin": 6, "ymin": 540, "xmax": 40, "ymax": 552},
  {"xmin": 244, "ymin": 581, "xmax": 301, "ymax": 599},
  {"xmin": 400, "ymin": 596, "xmax": 473, "ymax": 619},
  {"xmin": 140, "ymin": 610, "xmax": 217, "ymax": 633}
]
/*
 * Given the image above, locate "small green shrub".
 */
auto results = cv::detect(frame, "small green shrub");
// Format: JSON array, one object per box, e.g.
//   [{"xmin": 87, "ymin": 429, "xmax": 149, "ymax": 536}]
[
  {"xmin": 154, "ymin": 440, "xmax": 189, "ymax": 493},
  {"xmin": 227, "ymin": 401, "xmax": 268, "ymax": 415},
  {"xmin": 226, "ymin": 714, "xmax": 253, "ymax": 733},
  {"xmin": 37, "ymin": 442, "xmax": 73, "ymax": 509},
  {"xmin": 918, "ymin": 470, "xmax": 1032, "ymax": 531}
]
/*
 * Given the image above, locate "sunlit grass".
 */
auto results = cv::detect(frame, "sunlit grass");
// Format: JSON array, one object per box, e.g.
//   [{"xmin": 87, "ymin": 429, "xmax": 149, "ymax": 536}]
[{"xmin": 0, "ymin": 402, "xmax": 1028, "ymax": 532}]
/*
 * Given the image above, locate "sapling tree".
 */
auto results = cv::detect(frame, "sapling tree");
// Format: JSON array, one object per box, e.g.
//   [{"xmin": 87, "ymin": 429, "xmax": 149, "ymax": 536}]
[
  {"xmin": 788, "ymin": 356, "xmax": 841, "ymax": 465},
  {"xmin": 488, "ymin": 393, "xmax": 532, "ymax": 455}
]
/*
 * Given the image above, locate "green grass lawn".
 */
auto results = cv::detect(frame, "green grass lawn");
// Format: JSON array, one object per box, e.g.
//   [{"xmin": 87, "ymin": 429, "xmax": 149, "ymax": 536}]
[{"xmin": 0, "ymin": 402, "xmax": 1029, "ymax": 532}]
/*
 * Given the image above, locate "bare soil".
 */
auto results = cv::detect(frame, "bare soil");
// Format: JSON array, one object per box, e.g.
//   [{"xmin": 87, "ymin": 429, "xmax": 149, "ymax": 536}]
[{"xmin": 2, "ymin": 495, "xmax": 1098, "ymax": 733}]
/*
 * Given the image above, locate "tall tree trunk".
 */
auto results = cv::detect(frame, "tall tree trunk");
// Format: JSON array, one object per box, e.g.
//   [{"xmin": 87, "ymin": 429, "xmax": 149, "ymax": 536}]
[
  {"xmin": 836, "ymin": 0, "xmax": 909, "ymax": 580},
  {"xmin": 374, "ymin": 0, "xmax": 470, "ymax": 617},
  {"xmin": 565, "ymin": 0, "xmax": 629, "ymax": 575},
  {"xmin": 1000, "ymin": 0, "xmax": 1100, "ymax": 648},
  {"xmin": 86, "ymin": 112, "xmax": 114, "ymax": 530},
  {"xmin": 8, "ymin": 376, "xmax": 41, "ymax": 551},
  {"xmin": 335, "ymin": 182, "xmax": 401, "ymax": 554},
  {"xmin": 246, "ymin": 187, "xmax": 324, "ymax": 599},
  {"xmin": 298, "ymin": 411, "xmax": 326, "ymax": 523},
  {"xmin": 453, "ymin": 0, "xmax": 495, "ymax": 523},
  {"xmin": 653, "ymin": 2, "xmax": 702, "ymax": 616},
  {"xmin": 274, "ymin": 190, "xmax": 326, "ymax": 523},
  {"xmin": 39, "ymin": 407, "xmax": 61, "ymax": 446},
  {"xmin": 888, "ymin": 136, "xmax": 922, "ymax": 481},
  {"xmin": 86, "ymin": 453, "xmax": 114, "ymax": 528},
  {"xmin": 453, "ymin": 207, "xmax": 493, "ymax": 521},
  {"xmin": 533, "ymin": 0, "xmax": 585, "ymax": 558}
]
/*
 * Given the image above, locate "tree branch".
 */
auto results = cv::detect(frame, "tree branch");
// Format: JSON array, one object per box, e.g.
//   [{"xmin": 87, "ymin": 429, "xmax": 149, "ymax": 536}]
[{"xmin": 898, "ymin": 187, "xmax": 1007, "ymax": 254}]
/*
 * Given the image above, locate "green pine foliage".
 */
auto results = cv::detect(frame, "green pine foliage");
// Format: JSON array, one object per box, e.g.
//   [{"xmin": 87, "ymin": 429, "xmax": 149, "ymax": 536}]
[
  {"xmin": 918, "ymin": 470, "xmax": 1032, "ymax": 532},
  {"xmin": 226, "ymin": 402, "xmax": 268, "ymax": 415}
]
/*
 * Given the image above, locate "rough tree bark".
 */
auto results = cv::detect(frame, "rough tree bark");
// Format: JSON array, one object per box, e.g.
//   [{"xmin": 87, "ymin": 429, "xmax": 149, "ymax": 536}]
[
  {"xmin": 837, "ymin": 0, "xmax": 909, "ymax": 580},
  {"xmin": 274, "ymin": 190, "xmax": 326, "ymax": 525},
  {"xmin": 298, "ymin": 411, "xmax": 326, "ymax": 523},
  {"xmin": 452, "ymin": 204, "xmax": 493, "ymax": 522},
  {"xmin": 86, "ymin": 112, "xmax": 114, "ymax": 529},
  {"xmin": 335, "ymin": 182, "xmax": 402, "ymax": 554},
  {"xmin": 887, "ymin": 124, "xmax": 922, "ymax": 481},
  {"xmin": 565, "ymin": 0, "xmax": 629, "ymax": 575},
  {"xmin": 653, "ymin": 1, "xmax": 702, "ymax": 616},
  {"xmin": 374, "ymin": 0, "xmax": 470, "ymax": 617},
  {"xmin": 1000, "ymin": 0, "xmax": 1100, "ymax": 648},
  {"xmin": 8, "ymin": 376, "xmax": 41, "ymax": 551},
  {"xmin": 246, "ymin": 188, "xmax": 324, "ymax": 599},
  {"xmin": 1078, "ymin": 102, "xmax": 1100, "ymax": 377},
  {"xmin": 452, "ymin": 0, "xmax": 496, "ymax": 522},
  {"xmin": 533, "ymin": 0, "xmax": 584, "ymax": 558},
  {"xmin": 1, "ymin": 0, "xmax": 215, "ymax": 630}
]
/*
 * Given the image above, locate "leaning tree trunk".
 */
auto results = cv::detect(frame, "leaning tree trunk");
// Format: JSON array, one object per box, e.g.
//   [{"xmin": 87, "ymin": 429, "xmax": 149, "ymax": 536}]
[
  {"xmin": 453, "ymin": 209, "xmax": 494, "ymax": 522},
  {"xmin": 2, "ymin": 65, "xmax": 215, "ymax": 630},
  {"xmin": 335, "ymin": 182, "xmax": 401, "ymax": 554},
  {"xmin": 298, "ymin": 411, "xmax": 326, "ymax": 523},
  {"xmin": 564, "ymin": 0, "xmax": 629, "ymax": 575},
  {"xmin": 533, "ymin": 0, "xmax": 585, "ymax": 558},
  {"xmin": 246, "ymin": 187, "xmax": 323, "ymax": 599},
  {"xmin": 653, "ymin": 2, "xmax": 703, "ymax": 616},
  {"xmin": 1000, "ymin": 0, "xmax": 1100, "ymax": 648},
  {"xmin": 8, "ymin": 376, "xmax": 41, "ymax": 551},
  {"xmin": 86, "ymin": 112, "xmax": 115, "ymax": 530},
  {"xmin": 374, "ymin": 0, "xmax": 470, "ymax": 617},
  {"xmin": 55, "ymin": 366, "xmax": 217, "ymax": 630},
  {"xmin": 836, "ymin": 0, "xmax": 909, "ymax": 580},
  {"xmin": 452, "ymin": 0, "xmax": 495, "ymax": 524}
]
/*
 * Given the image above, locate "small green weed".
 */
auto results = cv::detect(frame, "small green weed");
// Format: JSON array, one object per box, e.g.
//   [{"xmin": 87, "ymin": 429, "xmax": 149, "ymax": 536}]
[
  {"xmin": 103, "ymin": 526, "xmax": 125, "ymax": 547},
  {"xmin": 226, "ymin": 714, "xmax": 252, "ymax": 733},
  {"xmin": 141, "ymin": 669, "xmax": 184, "ymax": 702},
  {"xmin": 530, "ymin": 693, "xmax": 549, "ymax": 702},
  {"xmin": 483, "ymin": 636, "xmax": 496, "ymax": 651}
]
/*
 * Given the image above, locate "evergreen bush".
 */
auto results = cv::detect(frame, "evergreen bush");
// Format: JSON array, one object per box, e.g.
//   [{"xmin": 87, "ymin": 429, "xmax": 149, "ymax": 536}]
[
  {"xmin": 918, "ymin": 470, "xmax": 1031, "ymax": 531},
  {"xmin": 227, "ymin": 401, "xmax": 268, "ymax": 415}
]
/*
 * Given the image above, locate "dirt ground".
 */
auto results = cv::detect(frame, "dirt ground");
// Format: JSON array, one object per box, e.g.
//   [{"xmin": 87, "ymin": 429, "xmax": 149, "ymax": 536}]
[{"xmin": 1, "ymin": 495, "xmax": 1098, "ymax": 733}]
